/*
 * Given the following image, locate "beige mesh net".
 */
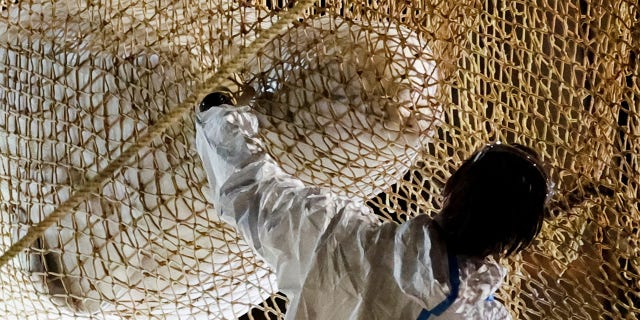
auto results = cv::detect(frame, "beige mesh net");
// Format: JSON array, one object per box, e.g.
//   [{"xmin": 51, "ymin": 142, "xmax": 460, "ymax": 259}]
[{"xmin": 0, "ymin": 0, "xmax": 638, "ymax": 319}]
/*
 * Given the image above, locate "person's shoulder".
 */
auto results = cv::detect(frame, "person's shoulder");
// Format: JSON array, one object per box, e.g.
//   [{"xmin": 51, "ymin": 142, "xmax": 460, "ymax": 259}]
[
  {"xmin": 394, "ymin": 214, "xmax": 440, "ymax": 242},
  {"xmin": 402, "ymin": 214, "xmax": 435, "ymax": 228},
  {"xmin": 457, "ymin": 257, "xmax": 507, "ymax": 303},
  {"xmin": 447, "ymin": 258, "xmax": 511, "ymax": 319},
  {"xmin": 460, "ymin": 257, "xmax": 507, "ymax": 285}
]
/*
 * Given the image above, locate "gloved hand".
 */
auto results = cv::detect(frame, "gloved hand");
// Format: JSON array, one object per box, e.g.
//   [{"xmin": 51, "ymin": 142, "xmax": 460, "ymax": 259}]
[{"xmin": 195, "ymin": 92, "xmax": 266, "ymax": 208}]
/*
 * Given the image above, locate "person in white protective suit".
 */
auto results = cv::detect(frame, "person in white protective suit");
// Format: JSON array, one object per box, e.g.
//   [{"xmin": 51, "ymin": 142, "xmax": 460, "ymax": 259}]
[{"xmin": 195, "ymin": 92, "xmax": 553, "ymax": 320}]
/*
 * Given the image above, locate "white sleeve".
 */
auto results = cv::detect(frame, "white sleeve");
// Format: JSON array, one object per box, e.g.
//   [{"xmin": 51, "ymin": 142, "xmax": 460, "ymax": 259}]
[
  {"xmin": 487, "ymin": 300, "xmax": 513, "ymax": 320},
  {"xmin": 195, "ymin": 105, "xmax": 376, "ymax": 293},
  {"xmin": 220, "ymin": 160, "xmax": 359, "ymax": 292},
  {"xmin": 462, "ymin": 298, "xmax": 512, "ymax": 320}
]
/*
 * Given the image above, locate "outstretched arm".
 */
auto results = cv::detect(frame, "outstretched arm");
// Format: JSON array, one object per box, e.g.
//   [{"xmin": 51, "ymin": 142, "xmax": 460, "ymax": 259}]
[{"xmin": 194, "ymin": 102, "xmax": 380, "ymax": 293}]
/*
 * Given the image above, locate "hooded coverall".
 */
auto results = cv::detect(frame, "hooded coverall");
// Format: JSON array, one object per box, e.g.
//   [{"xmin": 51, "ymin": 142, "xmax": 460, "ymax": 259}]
[{"xmin": 195, "ymin": 105, "xmax": 512, "ymax": 319}]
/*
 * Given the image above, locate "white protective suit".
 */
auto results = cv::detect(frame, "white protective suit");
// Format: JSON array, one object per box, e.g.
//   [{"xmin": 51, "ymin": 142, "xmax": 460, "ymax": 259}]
[{"xmin": 195, "ymin": 104, "xmax": 512, "ymax": 320}]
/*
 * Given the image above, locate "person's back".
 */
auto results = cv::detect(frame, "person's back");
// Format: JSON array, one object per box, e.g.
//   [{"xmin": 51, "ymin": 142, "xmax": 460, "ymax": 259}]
[{"xmin": 195, "ymin": 92, "xmax": 552, "ymax": 319}]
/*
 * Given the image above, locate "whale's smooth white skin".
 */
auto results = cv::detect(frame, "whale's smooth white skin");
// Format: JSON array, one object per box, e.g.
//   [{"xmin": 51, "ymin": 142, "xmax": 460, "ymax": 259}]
[
  {"xmin": 1, "ymin": 1, "xmax": 277, "ymax": 318},
  {"xmin": 244, "ymin": 15, "xmax": 443, "ymax": 199}
]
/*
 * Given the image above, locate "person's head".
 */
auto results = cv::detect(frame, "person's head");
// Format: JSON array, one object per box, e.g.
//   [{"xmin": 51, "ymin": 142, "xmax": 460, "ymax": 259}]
[{"xmin": 435, "ymin": 143, "xmax": 552, "ymax": 259}]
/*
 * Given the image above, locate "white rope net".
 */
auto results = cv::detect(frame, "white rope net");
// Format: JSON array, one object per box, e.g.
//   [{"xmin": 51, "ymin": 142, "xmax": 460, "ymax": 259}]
[{"xmin": 0, "ymin": 0, "xmax": 638, "ymax": 319}]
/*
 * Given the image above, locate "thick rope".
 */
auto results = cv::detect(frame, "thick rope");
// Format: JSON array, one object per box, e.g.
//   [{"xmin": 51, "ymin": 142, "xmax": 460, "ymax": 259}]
[{"xmin": 0, "ymin": 0, "xmax": 318, "ymax": 269}]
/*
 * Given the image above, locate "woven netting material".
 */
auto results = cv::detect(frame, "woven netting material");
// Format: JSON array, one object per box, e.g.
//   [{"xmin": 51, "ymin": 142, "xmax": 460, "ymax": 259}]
[{"xmin": 0, "ymin": 0, "xmax": 638, "ymax": 319}]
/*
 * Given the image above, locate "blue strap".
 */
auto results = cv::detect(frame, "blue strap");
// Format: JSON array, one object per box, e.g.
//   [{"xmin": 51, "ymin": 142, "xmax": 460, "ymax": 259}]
[{"xmin": 416, "ymin": 250, "xmax": 460, "ymax": 320}]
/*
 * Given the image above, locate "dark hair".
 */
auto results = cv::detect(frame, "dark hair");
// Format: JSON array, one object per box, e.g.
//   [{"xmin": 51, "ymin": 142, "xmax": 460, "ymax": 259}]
[{"xmin": 436, "ymin": 143, "xmax": 551, "ymax": 258}]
